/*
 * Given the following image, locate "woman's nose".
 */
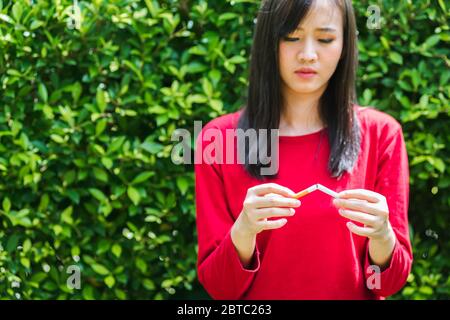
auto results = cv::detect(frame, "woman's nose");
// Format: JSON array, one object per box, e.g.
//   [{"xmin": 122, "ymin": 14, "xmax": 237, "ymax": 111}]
[{"xmin": 297, "ymin": 39, "xmax": 318, "ymax": 63}]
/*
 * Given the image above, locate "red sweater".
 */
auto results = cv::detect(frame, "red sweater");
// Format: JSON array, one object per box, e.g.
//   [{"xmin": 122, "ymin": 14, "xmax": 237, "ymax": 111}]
[{"xmin": 195, "ymin": 106, "xmax": 412, "ymax": 300}]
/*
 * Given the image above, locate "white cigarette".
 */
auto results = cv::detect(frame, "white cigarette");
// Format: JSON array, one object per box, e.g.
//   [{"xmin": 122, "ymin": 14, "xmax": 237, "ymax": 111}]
[
  {"xmin": 316, "ymin": 184, "xmax": 339, "ymax": 198},
  {"xmin": 305, "ymin": 184, "xmax": 319, "ymax": 193},
  {"xmin": 293, "ymin": 184, "xmax": 318, "ymax": 199}
]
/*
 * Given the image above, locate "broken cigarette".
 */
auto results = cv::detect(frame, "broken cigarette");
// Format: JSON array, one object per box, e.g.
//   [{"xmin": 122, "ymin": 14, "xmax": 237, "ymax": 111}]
[
  {"xmin": 316, "ymin": 184, "xmax": 339, "ymax": 198},
  {"xmin": 293, "ymin": 184, "xmax": 339, "ymax": 199},
  {"xmin": 293, "ymin": 184, "xmax": 318, "ymax": 199}
]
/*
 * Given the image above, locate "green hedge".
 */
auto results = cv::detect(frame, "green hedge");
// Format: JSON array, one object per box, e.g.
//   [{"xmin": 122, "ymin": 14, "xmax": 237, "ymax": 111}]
[{"xmin": 0, "ymin": 0, "xmax": 448, "ymax": 299}]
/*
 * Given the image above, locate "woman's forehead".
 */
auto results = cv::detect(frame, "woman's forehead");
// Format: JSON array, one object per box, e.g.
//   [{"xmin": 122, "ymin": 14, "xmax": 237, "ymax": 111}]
[{"xmin": 296, "ymin": 0, "xmax": 343, "ymax": 30}]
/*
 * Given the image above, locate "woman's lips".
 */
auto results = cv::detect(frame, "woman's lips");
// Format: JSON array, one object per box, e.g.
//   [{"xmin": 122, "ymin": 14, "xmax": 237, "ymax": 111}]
[{"xmin": 295, "ymin": 71, "xmax": 317, "ymax": 79}]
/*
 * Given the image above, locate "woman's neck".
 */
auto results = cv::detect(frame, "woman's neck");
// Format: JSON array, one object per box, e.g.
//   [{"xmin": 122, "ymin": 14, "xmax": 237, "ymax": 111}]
[{"xmin": 279, "ymin": 85, "xmax": 326, "ymax": 136}]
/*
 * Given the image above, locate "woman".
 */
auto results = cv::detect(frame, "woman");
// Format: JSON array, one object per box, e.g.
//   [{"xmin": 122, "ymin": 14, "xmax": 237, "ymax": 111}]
[{"xmin": 195, "ymin": 0, "xmax": 412, "ymax": 299}]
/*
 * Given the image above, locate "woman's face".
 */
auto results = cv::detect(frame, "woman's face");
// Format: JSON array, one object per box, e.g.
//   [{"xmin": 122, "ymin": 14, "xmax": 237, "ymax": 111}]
[{"xmin": 279, "ymin": 0, "xmax": 344, "ymax": 96}]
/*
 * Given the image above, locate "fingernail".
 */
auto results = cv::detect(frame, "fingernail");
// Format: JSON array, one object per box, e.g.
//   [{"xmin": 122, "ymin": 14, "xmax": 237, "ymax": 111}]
[{"xmin": 290, "ymin": 208, "xmax": 295, "ymax": 214}]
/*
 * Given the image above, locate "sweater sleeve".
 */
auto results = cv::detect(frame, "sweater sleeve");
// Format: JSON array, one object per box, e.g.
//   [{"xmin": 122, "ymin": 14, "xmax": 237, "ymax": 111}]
[
  {"xmin": 194, "ymin": 124, "xmax": 261, "ymax": 300},
  {"xmin": 364, "ymin": 124, "xmax": 413, "ymax": 297}
]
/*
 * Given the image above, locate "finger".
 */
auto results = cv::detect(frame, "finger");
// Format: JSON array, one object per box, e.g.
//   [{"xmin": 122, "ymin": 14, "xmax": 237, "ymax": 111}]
[
  {"xmin": 256, "ymin": 207, "xmax": 296, "ymax": 220},
  {"xmin": 338, "ymin": 209, "xmax": 377, "ymax": 227},
  {"xmin": 249, "ymin": 183, "xmax": 296, "ymax": 198},
  {"xmin": 259, "ymin": 218, "xmax": 288, "ymax": 230},
  {"xmin": 337, "ymin": 189, "xmax": 381, "ymax": 203},
  {"xmin": 254, "ymin": 196, "xmax": 301, "ymax": 209},
  {"xmin": 346, "ymin": 222, "xmax": 375, "ymax": 237},
  {"xmin": 333, "ymin": 199, "xmax": 386, "ymax": 217},
  {"xmin": 264, "ymin": 192, "xmax": 284, "ymax": 199}
]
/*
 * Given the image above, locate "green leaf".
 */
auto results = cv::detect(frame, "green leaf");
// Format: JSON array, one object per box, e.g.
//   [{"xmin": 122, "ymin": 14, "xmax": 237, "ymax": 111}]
[
  {"xmin": 6, "ymin": 234, "xmax": 20, "ymax": 252},
  {"xmin": 127, "ymin": 186, "xmax": 141, "ymax": 205},
  {"xmin": 143, "ymin": 279, "xmax": 155, "ymax": 290},
  {"xmin": 423, "ymin": 35, "xmax": 440, "ymax": 49},
  {"xmin": 112, "ymin": 244, "xmax": 122, "ymax": 258},
  {"xmin": 95, "ymin": 119, "xmax": 107, "ymax": 136},
  {"xmin": 38, "ymin": 194, "xmax": 49, "ymax": 212},
  {"xmin": 96, "ymin": 88, "xmax": 107, "ymax": 112},
  {"xmin": 434, "ymin": 158, "xmax": 445, "ymax": 173},
  {"xmin": 0, "ymin": 14, "xmax": 14, "ymax": 24},
  {"xmin": 89, "ymin": 188, "xmax": 108, "ymax": 203},
  {"xmin": 2, "ymin": 197, "xmax": 11, "ymax": 213},
  {"xmin": 176, "ymin": 176, "xmax": 189, "ymax": 195},
  {"xmin": 218, "ymin": 12, "xmax": 238, "ymax": 22},
  {"xmin": 50, "ymin": 134, "xmax": 64, "ymax": 144},
  {"xmin": 7, "ymin": 69, "xmax": 21, "ymax": 77},
  {"xmin": 135, "ymin": 258, "xmax": 147, "ymax": 273},
  {"xmin": 82, "ymin": 286, "xmax": 95, "ymax": 300},
  {"xmin": 38, "ymin": 83, "xmax": 48, "ymax": 103},
  {"xmin": 63, "ymin": 170, "xmax": 76, "ymax": 186},
  {"xmin": 115, "ymin": 289, "xmax": 127, "ymax": 300},
  {"xmin": 210, "ymin": 99, "xmax": 223, "ymax": 112},
  {"xmin": 71, "ymin": 246, "xmax": 80, "ymax": 257},
  {"xmin": 185, "ymin": 62, "xmax": 208, "ymax": 74},
  {"xmin": 30, "ymin": 20, "xmax": 44, "ymax": 30},
  {"xmin": 97, "ymin": 239, "xmax": 110, "ymax": 254},
  {"xmin": 140, "ymin": 141, "xmax": 164, "ymax": 154},
  {"xmin": 23, "ymin": 239, "xmax": 32, "ymax": 252},
  {"xmin": 105, "ymin": 275, "xmax": 116, "ymax": 288},
  {"xmin": 30, "ymin": 272, "xmax": 48, "ymax": 284},
  {"xmin": 20, "ymin": 257, "xmax": 30, "ymax": 269},
  {"xmin": 53, "ymin": 225, "xmax": 63, "ymax": 235},
  {"xmin": 131, "ymin": 171, "xmax": 155, "ymax": 185},
  {"xmin": 93, "ymin": 167, "xmax": 109, "ymax": 183},
  {"xmin": 108, "ymin": 136, "xmax": 126, "ymax": 153},
  {"xmin": 188, "ymin": 45, "xmax": 208, "ymax": 56},
  {"xmin": 418, "ymin": 286, "xmax": 433, "ymax": 295},
  {"xmin": 61, "ymin": 206, "xmax": 74, "ymax": 224},
  {"xmin": 101, "ymin": 157, "xmax": 113, "ymax": 169},
  {"xmin": 389, "ymin": 52, "xmax": 403, "ymax": 65},
  {"xmin": 228, "ymin": 55, "xmax": 247, "ymax": 64},
  {"xmin": 187, "ymin": 94, "xmax": 208, "ymax": 104},
  {"xmin": 91, "ymin": 264, "xmax": 110, "ymax": 276},
  {"xmin": 12, "ymin": 2, "xmax": 23, "ymax": 22},
  {"xmin": 202, "ymin": 78, "xmax": 213, "ymax": 98}
]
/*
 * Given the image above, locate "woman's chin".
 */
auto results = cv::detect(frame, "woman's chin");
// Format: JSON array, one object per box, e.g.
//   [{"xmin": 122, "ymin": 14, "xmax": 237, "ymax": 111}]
[{"xmin": 290, "ymin": 85, "xmax": 322, "ymax": 95}]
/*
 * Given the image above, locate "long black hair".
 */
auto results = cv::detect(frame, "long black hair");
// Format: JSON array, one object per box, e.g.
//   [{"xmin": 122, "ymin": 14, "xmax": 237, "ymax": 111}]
[{"xmin": 238, "ymin": 0, "xmax": 361, "ymax": 180}]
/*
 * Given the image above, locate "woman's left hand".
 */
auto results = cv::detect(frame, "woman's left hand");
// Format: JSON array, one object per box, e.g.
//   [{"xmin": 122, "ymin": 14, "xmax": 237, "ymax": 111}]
[{"xmin": 333, "ymin": 189, "xmax": 395, "ymax": 242}]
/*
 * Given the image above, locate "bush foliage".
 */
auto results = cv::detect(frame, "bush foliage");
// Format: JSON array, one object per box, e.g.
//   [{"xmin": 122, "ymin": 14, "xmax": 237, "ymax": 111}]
[{"xmin": 0, "ymin": 0, "xmax": 448, "ymax": 299}]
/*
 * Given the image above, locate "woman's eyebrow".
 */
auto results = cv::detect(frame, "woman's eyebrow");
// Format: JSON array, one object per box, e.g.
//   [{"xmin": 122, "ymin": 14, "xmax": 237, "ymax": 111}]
[
  {"xmin": 295, "ymin": 27, "xmax": 337, "ymax": 32},
  {"xmin": 316, "ymin": 27, "xmax": 337, "ymax": 32}
]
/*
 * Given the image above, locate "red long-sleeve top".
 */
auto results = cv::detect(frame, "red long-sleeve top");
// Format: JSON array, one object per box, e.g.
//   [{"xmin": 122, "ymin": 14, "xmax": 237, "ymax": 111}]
[{"xmin": 194, "ymin": 105, "xmax": 412, "ymax": 300}]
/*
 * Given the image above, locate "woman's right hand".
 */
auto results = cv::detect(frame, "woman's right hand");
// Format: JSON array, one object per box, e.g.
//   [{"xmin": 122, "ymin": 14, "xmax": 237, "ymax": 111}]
[
  {"xmin": 235, "ymin": 183, "xmax": 301, "ymax": 237},
  {"xmin": 230, "ymin": 183, "xmax": 301, "ymax": 268}
]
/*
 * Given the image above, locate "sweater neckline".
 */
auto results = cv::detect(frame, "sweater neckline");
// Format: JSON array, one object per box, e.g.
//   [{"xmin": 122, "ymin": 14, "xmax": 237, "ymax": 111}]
[{"xmin": 278, "ymin": 126, "xmax": 328, "ymax": 142}]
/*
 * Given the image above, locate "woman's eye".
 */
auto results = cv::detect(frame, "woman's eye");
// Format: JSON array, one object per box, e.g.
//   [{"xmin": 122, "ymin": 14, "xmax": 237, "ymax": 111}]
[
  {"xmin": 283, "ymin": 37, "xmax": 300, "ymax": 42},
  {"xmin": 283, "ymin": 37, "xmax": 334, "ymax": 43}
]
